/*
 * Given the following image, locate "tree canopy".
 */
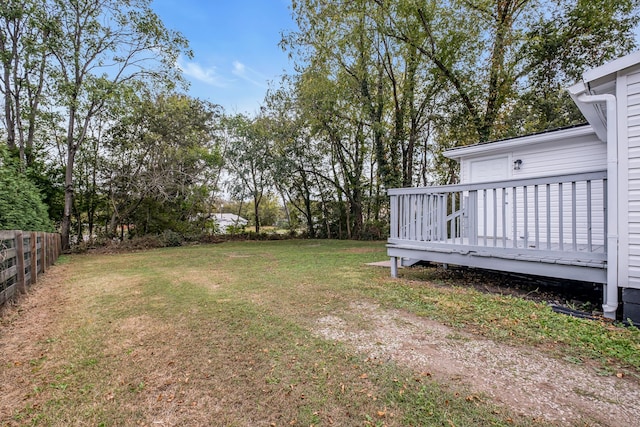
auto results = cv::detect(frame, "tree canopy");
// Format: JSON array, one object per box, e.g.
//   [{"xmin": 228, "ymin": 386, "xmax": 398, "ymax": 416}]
[
  {"xmin": 0, "ymin": 0, "xmax": 638, "ymax": 243},
  {"xmin": 0, "ymin": 146, "xmax": 52, "ymax": 231}
]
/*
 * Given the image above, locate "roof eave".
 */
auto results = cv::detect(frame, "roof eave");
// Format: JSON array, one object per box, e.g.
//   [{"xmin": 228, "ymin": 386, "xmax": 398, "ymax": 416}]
[
  {"xmin": 443, "ymin": 125, "xmax": 596, "ymax": 159},
  {"xmin": 582, "ymin": 51, "xmax": 640, "ymax": 84},
  {"xmin": 567, "ymin": 83, "xmax": 608, "ymax": 142}
]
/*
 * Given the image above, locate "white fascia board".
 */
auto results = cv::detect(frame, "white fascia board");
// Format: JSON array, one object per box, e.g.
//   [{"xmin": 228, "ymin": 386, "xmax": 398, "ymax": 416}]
[
  {"xmin": 582, "ymin": 50, "xmax": 640, "ymax": 84},
  {"xmin": 568, "ymin": 82, "xmax": 608, "ymax": 142},
  {"xmin": 443, "ymin": 125, "xmax": 596, "ymax": 160},
  {"xmin": 567, "ymin": 82, "xmax": 586, "ymax": 97}
]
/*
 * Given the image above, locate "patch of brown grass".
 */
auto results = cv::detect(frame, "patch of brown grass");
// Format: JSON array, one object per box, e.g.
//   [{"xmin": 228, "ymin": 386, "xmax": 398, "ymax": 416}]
[{"xmin": 340, "ymin": 246, "xmax": 384, "ymax": 254}]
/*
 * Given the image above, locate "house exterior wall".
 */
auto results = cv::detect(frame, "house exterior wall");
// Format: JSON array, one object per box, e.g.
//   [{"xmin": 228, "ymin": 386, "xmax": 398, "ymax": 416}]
[
  {"xmin": 621, "ymin": 65, "xmax": 640, "ymax": 289},
  {"xmin": 453, "ymin": 132, "xmax": 607, "ymax": 245},
  {"xmin": 459, "ymin": 133, "xmax": 605, "ymax": 183}
]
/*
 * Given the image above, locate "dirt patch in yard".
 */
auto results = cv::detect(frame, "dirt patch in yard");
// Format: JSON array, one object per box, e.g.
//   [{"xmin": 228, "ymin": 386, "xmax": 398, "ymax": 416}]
[
  {"xmin": 0, "ymin": 266, "xmax": 71, "ymax": 421},
  {"xmin": 341, "ymin": 246, "xmax": 383, "ymax": 254},
  {"xmin": 314, "ymin": 301, "xmax": 640, "ymax": 426}
]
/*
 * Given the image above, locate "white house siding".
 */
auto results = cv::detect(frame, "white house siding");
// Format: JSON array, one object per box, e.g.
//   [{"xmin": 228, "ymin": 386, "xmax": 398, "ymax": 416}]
[
  {"xmin": 457, "ymin": 133, "xmax": 606, "ymax": 246},
  {"xmin": 460, "ymin": 133, "xmax": 604, "ymax": 181},
  {"xmin": 624, "ymin": 67, "xmax": 640, "ymax": 289}
]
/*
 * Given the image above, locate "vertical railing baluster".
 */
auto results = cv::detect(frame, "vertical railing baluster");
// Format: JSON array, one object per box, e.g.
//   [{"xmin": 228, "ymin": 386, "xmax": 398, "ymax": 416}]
[
  {"xmin": 405, "ymin": 195, "xmax": 411, "ymax": 240},
  {"xmin": 450, "ymin": 192, "xmax": 456, "ymax": 243},
  {"xmin": 456, "ymin": 192, "xmax": 461, "ymax": 243},
  {"xmin": 523, "ymin": 186, "xmax": 529, "ymax": 248},
  {"xmin": 493, "ymin": 188, "xmax": 498, "ymax": 247},
  {"xmin": 546, "ymin": 184, "xmax": 551, "ymax": 250},
  {"xmin": 587, "ymin": 180, "xmax": 592, "ymax": 252},
  {"xmin": 420, "ymin": 194, "xmax": 426, "ymax": 241},
  {"xmin": 512, "ymin": 187, "xmax": 518, "ymax": 248},
  {"xmin": 469, "ymin": 190, "xmax": 478, "ymax": 245},
  {"xmin": 410, "ymin": 194, "xmax": 415, "ymax": 240},
  {"xmin": 424, "ymin": 195, "xmax": 429, "ymax": 240},
  {"xmin": 483, "ymin": 189, "xmax": 488, "ymax": 246},
  {"xmin": 390, "ymin": 195, "xmax": 398, "ymax": 239},
  {"xmin": 559, "ymin": 183, "xmax": 564, "ymax": 251},
  {"xmin": 416, "ymin": 195, "xmax": 420, "ymax": 241},
  {"xmin": 435, "ymin": 195, "xmax": 440, "ymax": 241},
  {"xmin": 415, "ymin": 194, "xmax": 419, "ymax": 241},
  {"xmin": 572, "ymin": 181, "xmax": 577, "ymax": 252},
  {"xmin": 502, "ymin": 188, "xmax": 507, "ymax": 248},
  {"xmin": 428, "ymin": 195, "xmax": 433, "ymax": 240},
  {"xmin": 397, "ymin": 195, "xmax": 402, "ymax": 239},
  {"xmin": 412, "ymin": 195, "xmax": 418, "ymax": 241},
  {"xmin": 441, "ymin": 194, "xmax": 448, "ymax": 241},
  {"xmin": 534, "ymin": 185, "xmax": 540, "ymax": 249}
]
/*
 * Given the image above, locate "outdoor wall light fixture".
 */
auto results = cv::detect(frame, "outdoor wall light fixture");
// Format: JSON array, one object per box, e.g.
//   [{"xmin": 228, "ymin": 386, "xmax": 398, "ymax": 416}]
[{"xmin": 514, "ymin": 159, "xmax": 523, "ymax": 170}]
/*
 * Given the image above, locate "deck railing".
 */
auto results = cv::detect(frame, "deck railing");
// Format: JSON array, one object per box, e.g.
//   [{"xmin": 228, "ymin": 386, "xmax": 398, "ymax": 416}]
[{"xmin": 389, "ymin": 170, "xmax": 607, "ymax": 260}]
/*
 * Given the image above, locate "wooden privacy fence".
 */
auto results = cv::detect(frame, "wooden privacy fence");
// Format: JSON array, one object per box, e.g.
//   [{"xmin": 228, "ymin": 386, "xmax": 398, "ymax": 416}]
[{"xmin": 0, "ymin": 230, "xmax": 61, "ymax": 307}]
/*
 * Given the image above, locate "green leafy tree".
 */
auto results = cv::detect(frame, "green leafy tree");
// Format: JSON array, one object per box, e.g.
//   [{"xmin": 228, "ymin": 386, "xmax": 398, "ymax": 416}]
[
  {"xmin": 48, "ymin": 0, "xmax": 190, "ymax": 249},
  {"xmin": 381, "ymin": 0, "xmax": 638, "ymax": 143},
  {"xmin": 263, "ymin": 82, "xmax": 322, "ymax": 236},
  {"xmin": 285, "ymin": 0, "xmax": 638, "ymax": 194},
  {"xmin": 0, "ymin": 146, "xmax": 52, "ymax": 231},
  {"xmin": 104, "ymin": 92, "xmax": 222, "ymax": 238},
  {"xmin": 224, "ymin": 113, "xmax": 274, "ymax": 234},
  {"xmin": 0, "ymin": 0, "xmax": 53, "ymax": 167},
  {"xmin": 507, "ymin": 0, "xmax": 639, "ymax": 133}
]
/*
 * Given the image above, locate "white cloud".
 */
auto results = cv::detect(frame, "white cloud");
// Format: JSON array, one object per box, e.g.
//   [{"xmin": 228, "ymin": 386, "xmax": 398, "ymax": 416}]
[
  {"xmin": 232, "ymin": 60, "xmax": 268, "ymax": 88},
  {"xmin": 177, "ymin": 57, "xmax": 228, "ymax": 88},
  {"xmin": 233, "ymin": 61, "xmax": 246, "ymax": 74}
]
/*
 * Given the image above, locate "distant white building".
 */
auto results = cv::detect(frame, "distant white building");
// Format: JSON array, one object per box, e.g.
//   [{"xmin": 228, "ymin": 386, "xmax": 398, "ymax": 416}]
[{"xmin": 213, "ymin": 213, "xmax": 247, "ymax": 233}]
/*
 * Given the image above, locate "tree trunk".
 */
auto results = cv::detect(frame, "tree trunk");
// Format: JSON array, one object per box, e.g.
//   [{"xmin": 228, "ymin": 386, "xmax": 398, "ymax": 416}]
[
  {"xmin": 303, "ymin": 180, "xmax": 315, "ymax": 238},
  {"xmin": 253, "ymin": 194, "xmax": 260, "ymax": 233},
  {"xmin": 61, "ymin": 144, "xmax": 76, "ymax": 250},
  {"xmin": 2, "ymin": 60, "xmax": 16, "ymax": 152}
]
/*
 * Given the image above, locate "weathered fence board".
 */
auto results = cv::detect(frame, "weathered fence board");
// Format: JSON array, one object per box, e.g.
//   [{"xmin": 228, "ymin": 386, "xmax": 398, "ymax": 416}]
[{"xmin": 0, "ymin": 230, "xmax": 61, "ymax": 307}]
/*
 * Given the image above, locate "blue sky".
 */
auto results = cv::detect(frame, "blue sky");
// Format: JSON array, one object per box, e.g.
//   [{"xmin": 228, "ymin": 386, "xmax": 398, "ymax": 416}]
[{"xmin": 151, "ymin": 0, "xmax": 297, "ymax": 115}]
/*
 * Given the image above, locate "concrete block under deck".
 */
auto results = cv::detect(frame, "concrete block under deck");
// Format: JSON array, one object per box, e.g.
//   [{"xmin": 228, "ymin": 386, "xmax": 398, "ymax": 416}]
[{"xmin": 622, "ymin": 289, "xmax": 640, "ymax": 325}]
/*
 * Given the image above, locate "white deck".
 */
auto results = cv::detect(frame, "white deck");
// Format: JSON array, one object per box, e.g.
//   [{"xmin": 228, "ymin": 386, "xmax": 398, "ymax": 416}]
[{"xmin": 387, "ymin": 171, "xmax": 608, "ymax": 284}]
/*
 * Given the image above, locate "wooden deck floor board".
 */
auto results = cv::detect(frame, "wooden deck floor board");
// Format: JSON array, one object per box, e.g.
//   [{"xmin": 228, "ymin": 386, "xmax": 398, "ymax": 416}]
[{"xmin": 387, "ymin": 236, "xmax": 607, "ymax": 284}]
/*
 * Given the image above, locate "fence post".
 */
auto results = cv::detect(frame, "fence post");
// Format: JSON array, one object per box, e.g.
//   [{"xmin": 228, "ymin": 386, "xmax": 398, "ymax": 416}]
[
  {"xmin": 15, "ymin": 230, "xmax": 26, "ymax": 294},
  {"xmin": 46, "ymin": 233, "xmax": 52, "ymax": 268},
  {"xmin": 30, "ymin": 231, "xmax": 38, "ymax": 284},
  {"xmin": 40, "ymin": 232, "xmax": 46, "ymax": 274}
]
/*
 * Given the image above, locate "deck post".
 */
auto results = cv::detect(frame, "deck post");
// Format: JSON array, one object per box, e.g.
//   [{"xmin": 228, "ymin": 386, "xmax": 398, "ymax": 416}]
[{"xmin": 390, "ymin": 257, "xmax": 398, "ymax": 278}]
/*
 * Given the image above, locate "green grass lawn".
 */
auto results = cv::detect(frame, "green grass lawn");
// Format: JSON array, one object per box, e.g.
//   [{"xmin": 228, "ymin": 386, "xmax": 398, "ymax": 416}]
[{"xmin": 2, "ymin": 240, "xmax": 639, "ymax": 426}]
